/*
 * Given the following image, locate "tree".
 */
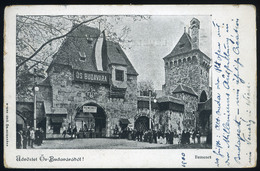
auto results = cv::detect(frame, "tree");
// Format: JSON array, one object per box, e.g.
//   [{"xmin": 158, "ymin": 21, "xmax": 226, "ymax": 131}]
[
  {"xmin": 137, "ymin": 80, "xmax": 156, "ymax": 97},
  {"xmin": 16, "ymin": 15, "xmax": 150, "ymax": 100}
]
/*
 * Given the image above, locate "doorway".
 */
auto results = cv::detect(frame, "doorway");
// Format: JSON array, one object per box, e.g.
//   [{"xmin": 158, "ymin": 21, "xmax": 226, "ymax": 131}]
[
  {"xmin": 134, "ymin": 116, "xmax": 149, "ymax": 132},
  {"xmin": 75, "ymin": 103, "xmax": 106, "ymax": 138}
]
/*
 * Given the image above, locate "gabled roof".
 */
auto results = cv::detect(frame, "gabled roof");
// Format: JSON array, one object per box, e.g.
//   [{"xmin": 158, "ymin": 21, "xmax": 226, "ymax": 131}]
[
  {"xmin": 172, "ymin": 84, "xmax": 198, "ymax": 97},
  {"xmin": 164, "ymin": 32, "xmax": 192, "ymax": 59},
  {"xmin": 49, "ymin": 25, "xmax": 100, "ymax": 72},
  {"xmin": 105, "ymin": 41, "xmax": 138, "ymax": 76},
  {"xmin": 106, "ymin": 41, "xmax": 127, "ymax": 66},
  {"xmin": 48, "ymin": 25, "xmax": 138, "ymax": 76},
  {"xmin": 157, "ymin": 96, "xmax": 184, "ymax": 105}
]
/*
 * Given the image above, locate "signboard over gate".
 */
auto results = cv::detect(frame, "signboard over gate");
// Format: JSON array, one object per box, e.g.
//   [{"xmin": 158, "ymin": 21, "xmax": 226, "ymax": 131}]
[
  {"xmin": 83, "ymin": 106, "xmax": 97, "ymax": 113},
  {"xmin": 74, "ymin": 70, "xmax": 109, "ymax": 84}
]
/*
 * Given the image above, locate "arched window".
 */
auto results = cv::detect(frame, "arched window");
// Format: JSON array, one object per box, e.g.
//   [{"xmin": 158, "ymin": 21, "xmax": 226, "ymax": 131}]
[
  {"xmin": 178, "ymin": 59, "xmax": 182, "ymax": 66},
  {"xmin": 200, "ymin": 90, "xmax": 207, "ymax": 102},
  {"xmin": 170, "ymin": 61, "xmax": 173, "ymax": 68},
  {"xmin": 165, "ymin": 62, "xmax": 168, "ymax": 68},
  {"xmin": 192, "ymin": 56, "xmax": 197, "ymax": 63}
]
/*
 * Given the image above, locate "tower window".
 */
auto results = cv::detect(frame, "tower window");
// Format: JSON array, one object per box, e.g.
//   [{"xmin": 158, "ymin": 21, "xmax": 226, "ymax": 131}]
[
  {"xmin": 201, "ymin": 69, "xmax": 202, "ymax": 75},
  {"xmin": 115, "ymin": 69, "xmax": 124, "ymax": 81},
  {"xmin": 170, "ymin": 62, "xmax": 173, "ymax": 68}
]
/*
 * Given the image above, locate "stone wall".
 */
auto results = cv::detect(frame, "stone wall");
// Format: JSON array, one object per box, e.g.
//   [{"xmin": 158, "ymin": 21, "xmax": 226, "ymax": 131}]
[
  {"xmin": 40, "ymin": 64, "xmax": 137, "ymax": 138},
  {"xmin": 172, "ymin": 93, "xmax": 198, "ymax": 131},
  {"xmin": 136, "ymin": 108, "xmax": 184, "ymax": 133},
  {"xmin": 164, "ymin": 51, "xmax": 211, "ymax": 98}
]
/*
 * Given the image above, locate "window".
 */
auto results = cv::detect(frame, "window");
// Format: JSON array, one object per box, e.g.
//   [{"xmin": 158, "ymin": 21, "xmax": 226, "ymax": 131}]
[
  {"xmin": 115, "ymin": 69, "xmax": 124, "ymax": 81},
  {"xmin": 53, "ymin": 123, "xmax": 61, "ymax": 134},
  {"xmin": 79, "ymin": 52, "xmax": 86, "ymax": 61},
  {"xmin": 179, "ymin": 43, "xmax": 185, "ymax": 48}
]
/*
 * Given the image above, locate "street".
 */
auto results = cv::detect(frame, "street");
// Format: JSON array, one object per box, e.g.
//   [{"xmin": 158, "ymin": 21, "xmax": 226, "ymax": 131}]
[{"xmin": 31, "ymin": 138, "xmax": 211, "ymax": 149}]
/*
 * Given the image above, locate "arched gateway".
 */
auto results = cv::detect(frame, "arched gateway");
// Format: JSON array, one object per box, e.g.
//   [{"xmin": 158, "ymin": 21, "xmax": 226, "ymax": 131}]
[
  {"xmin": 134, "ymin": 116, "xmax": 151, "ymax": 132},
  {"xmin": 75, "ymin": 102, "xmax": 106, "ymax": 138}
]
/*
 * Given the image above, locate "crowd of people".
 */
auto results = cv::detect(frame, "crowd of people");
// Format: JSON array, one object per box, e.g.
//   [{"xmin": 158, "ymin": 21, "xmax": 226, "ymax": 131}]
[
  {"xmin": 115, "ymin": 126, "xmax": 204, "ymax": 145},
  {"xmin": 16, "ymin": 126, "xmax": 44, "ymax": 149},
  {"xmin": 62, "ymin": 123, "xmax": 78, "ymax": 139}
]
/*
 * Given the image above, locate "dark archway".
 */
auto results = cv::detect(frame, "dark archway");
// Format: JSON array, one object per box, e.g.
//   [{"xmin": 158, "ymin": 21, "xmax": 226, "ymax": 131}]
[
  {"xmin": 134, "ymin": 116, "xmax": 150, "ymax": 132},
  {"xmin": 75, "ymin": 102, "xmax": 106, "ymax": 138},
  {"xmin": 200, "ymin": 90, "xmax": 207, "ymax": 102},
  {"xmin": 16, "ymin": 112, "xmax": 26, "ymax": 131}
]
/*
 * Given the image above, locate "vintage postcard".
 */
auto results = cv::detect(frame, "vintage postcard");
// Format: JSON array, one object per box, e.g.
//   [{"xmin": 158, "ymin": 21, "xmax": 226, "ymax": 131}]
[{"xmin": 3, "ymin": 5, "xmax": 257, "ymax": 168}]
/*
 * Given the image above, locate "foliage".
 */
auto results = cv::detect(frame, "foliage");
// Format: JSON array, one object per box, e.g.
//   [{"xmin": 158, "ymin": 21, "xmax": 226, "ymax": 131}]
[{"xmin": 137, "ymin": 80, "xmax": 156, "ymax": 96}]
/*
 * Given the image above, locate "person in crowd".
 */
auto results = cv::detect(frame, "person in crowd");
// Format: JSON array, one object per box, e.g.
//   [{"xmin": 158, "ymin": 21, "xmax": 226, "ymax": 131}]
[
  {"xmin": 62, "ymin": 126, "xmax": 67, "ymax": 139},
  {"xmin": 207, "ymin": 130, "xmax": 212, "ymax": 144},
  {"xmin": 165, "ymin": 130, "xmax": 170, "ymax": 144},
  {"xmin": 169, "ymin": 130, "xmax": 174, "ymax": 144},
  {"xmin": 181, "ymin": 130, "xmax": 185, "ymax": 144},
  {"xmin": 114, "ymin": 124, "xmax": 119, "ymax": 135},
  {"xmin": 196, "ymin": 130, "xmax": 201, "ymax": 144},
  {"xmin": 157, "ymin": 129, "xmax": 162, "ymax": 144},
  {"xmin": 173, "ymin": 129, "xmax": 178, "ymax": 144},
  {"xmin": 30, "ymin": 127, "xmax": 35, "ymax": 148},
  {"xmin": 148, "ymin": 130, "xmax": 153, "ymax": 143},
  {"xmin": 67, "ymin": 123, "xmax": 72, "ymax": 137},
  {"xmin": 136, "ymin": 130, "xmax": 140, "ymax": 141},
  {"xmin": 26, "ymin": 126, "xmax": 31, "ymax": 147},
  {"xmin": 73, "ymin": 126, "xmax": 77, "ymax": 138},
  {"xmin": 16, "ymin": 129, "xmax": 22, "ymax": 149},
  {"xmin": 152, "ymin": 129, "xmax": 157, "ymax": 143},
  {"xmin": 132, "ymin": 129, "xmax": 136, "ymax": 141},
  {"xmin": 35, "ymin": 128, "xmax": 40, "ymax": 145},
  {"xmin": 22, "ymin": 128, "xmax": 28, "ymax": 149},
  {"xmin": 192, "ymin": 129, "xmax": 196, "ymax": 144},
  {"xmin": 140, "ymin": 130, "xmax": 143, "ymax": 142},
  {"xmin": 39, "ymin": 127, "xmax": 44, "ymax": 145},
  {"xmin": 186, "ymin": 129, "xmax": 190, "ymax": 144},
  {"xmin": 143, "ymin": 130, "xmax": 147, "ymax": 142}
]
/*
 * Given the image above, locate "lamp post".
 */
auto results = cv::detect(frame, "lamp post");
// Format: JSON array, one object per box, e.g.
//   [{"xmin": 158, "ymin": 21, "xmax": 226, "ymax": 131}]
[
  {"xmin": 33, "ymin": 86, "xmax": 39, "ymax": 129},
  {"xmin": 148, "ymin": 90, "xmax": 157, "ymax": 130}
]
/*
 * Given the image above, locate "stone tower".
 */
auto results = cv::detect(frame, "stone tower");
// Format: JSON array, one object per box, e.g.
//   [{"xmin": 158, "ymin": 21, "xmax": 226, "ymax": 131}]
[
  {"xmin": 190, "ymin": 18, "xmax": 200, "ymax": 49},
  {"xmin": 163, "ymin": 17, "xmax": 211, "ymax": 105}
]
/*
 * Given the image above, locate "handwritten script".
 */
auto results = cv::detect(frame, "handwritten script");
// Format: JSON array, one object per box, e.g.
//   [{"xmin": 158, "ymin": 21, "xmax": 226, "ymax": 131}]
[{"xmin": 212, "ymin": 19, "xmax": 254, "ymax": 167}]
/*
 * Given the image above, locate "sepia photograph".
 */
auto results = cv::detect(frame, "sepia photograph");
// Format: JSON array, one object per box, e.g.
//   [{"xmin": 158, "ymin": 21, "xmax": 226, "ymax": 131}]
[{"xmin": 16, "ymin": 15, "xmax": 212, "ymax": 149}]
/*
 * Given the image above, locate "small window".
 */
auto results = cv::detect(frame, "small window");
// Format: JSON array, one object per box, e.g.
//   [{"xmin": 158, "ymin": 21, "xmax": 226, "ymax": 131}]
[
  {"xmin": 115, "ymin": 69, "xmax": 124, "ymax": 81},
  {"xmin": 170, "ymin": 61, "xmax": 173, "ymax": 68},
  {"xmin": 79, "ymin": 52, "xmax": 86, "ymax": 61},
  {"xmin": 179, "ymin": 43, "xmax": 185, "ymax": 48}
]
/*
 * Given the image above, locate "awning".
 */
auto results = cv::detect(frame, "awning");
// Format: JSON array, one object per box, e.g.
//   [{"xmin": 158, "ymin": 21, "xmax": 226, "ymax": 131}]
[
  {"xmin": 119, "ymin": 118, "xmax": 130, "ymax": 124},
  {"xmin": 51, "ymin": 117, "xmax": 64, "ymax": 123}
]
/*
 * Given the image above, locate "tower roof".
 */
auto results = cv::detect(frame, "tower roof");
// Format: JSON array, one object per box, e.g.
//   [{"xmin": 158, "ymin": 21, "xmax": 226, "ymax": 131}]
[
  {"xmin": 172, "ymin": 84, "xmax": 198, "ymax": 97},
  {"xmin": 164, "ymin": 32, "xmax": 192, "ymax": 59}
]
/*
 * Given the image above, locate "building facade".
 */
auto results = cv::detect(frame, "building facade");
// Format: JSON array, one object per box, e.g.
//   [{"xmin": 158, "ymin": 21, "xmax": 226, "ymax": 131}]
[
  {"xmin": 16, "ymin": 18, "xmax": 212, "ymax": 140},
  {"xmin": 34, "ymin": 25, "xmax": 138, "ymax": 138}
]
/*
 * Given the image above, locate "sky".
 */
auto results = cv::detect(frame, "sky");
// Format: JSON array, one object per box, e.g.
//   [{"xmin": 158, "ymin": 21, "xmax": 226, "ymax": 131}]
[{"xmin": 118, "ymin": 15, "xmax": 212, "ymax": 90}]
